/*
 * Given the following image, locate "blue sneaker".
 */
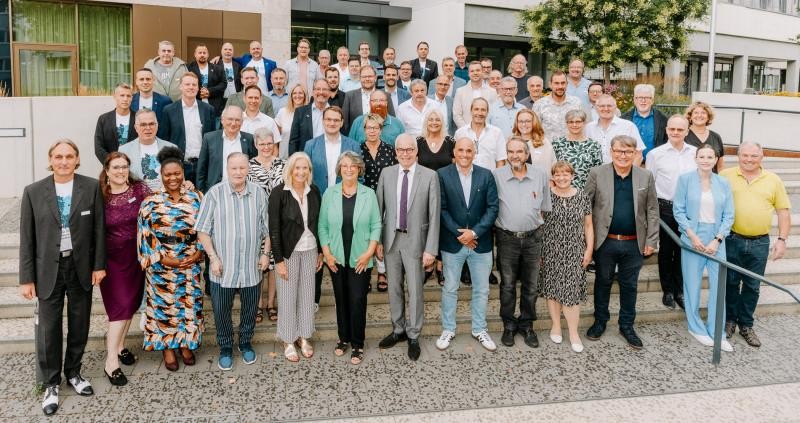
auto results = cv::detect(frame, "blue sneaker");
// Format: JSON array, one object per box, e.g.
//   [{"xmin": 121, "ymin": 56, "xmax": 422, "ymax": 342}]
[
  {"xmin": 238, "ymin": 344, "xmax": 257, "ymax": 364},
  {"xmin": 218, "ymin": 348, "xmax": 233, "ymax": 370}
]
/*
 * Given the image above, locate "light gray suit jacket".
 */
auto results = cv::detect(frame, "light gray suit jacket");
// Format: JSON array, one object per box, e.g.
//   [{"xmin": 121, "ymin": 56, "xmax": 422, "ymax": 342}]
[
  {"xmin": 118, "ymin": 137, "xmax": 178, "ymax": 182},
  {"xmin": 584, "ymin": 163, "xmax": 659, "ymax": 253},
  {"xmin": 375, "ymin": 163, "xmax": 441, "ymax": 256}
]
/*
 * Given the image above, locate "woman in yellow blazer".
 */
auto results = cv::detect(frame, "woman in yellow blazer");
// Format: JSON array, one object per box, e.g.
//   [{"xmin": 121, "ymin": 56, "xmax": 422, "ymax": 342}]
[{"xmin": 318, "ymin": 151, "xmax": 382, "ymax": 365}]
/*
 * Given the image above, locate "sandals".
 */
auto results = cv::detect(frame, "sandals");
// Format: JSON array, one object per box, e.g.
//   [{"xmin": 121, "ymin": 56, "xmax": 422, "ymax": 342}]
[
  {"xmin": 334, "ymin": 341, "xmax": 349, "ymax": 357},
  {"xmin": 255, "ymin": 308, "xmax": 264, "ymax": 323},
  {"xmin": 268, "ymin": 307, "xmax": 278, "ymax": 322},
  {"xmin": 296, "ymin": 338, "xmax": 314, "ymax": 358},
  {"xmin": 284, "ymin": 343, "xmax": 300, "ymax": 362},
  {"xmin": 377, "ymin": 273, "xmax": 388, "ymax": 292},
  {"xmin": 350, "ymin": 348, "xmax": 364, "ymax": 365},
  {"xmin": 436, "ymin": 268, "xmax": 445, "ymax": 287}
]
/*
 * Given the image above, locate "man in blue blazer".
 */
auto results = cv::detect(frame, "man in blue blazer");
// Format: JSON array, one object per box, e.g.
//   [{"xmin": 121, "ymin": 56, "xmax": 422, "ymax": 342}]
[
  {"xmin": 131, "ymin": 68, "xmax": 172, "ymax": 124},
  {"xmin": 157, "ymin": 73, "xmax": 216, "ymax": 184},
  {"xmin": 436, "ymin": 137, "xmax": 499, "ymax": 353},
  {"xmin": 232, "ymin": 41, "xmax": 277, "ymax": 94},
  {"xmin": 303, "ymin": 106, "xmax": 361, "ymax": 196},
  {"xmin": 196, "ymin": 106, "xmax": 257, "ymax": 192}
]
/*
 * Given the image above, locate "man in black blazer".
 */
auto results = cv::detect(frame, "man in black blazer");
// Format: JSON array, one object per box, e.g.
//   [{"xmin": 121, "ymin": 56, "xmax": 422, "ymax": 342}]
[
  {"xmin": 197, "ymin": 105, "xmax": 257, "ymax": 192},
  {"xmin": 19, "ymin": 140, "xmax": 106, "ymax": 416},
  {"xmin": 187, "ymin": 44, "xmax": 228, "ymax": 117},
  {"xmin": 341, "ymin": 65, "xmax": 396, "ymax": 134},
  {"xmin": 94, "ymin": 83, "xmax": 137, "ymax": 163},
  {"xmin": 410, "ymin": 41, "xmax": 439, "ymax": 85},
  {"xmin": 157, "ymin": 72, "xmax": 216, "ymax": 185},
  {"xmin": 288, "ymin": 79, "xmax": 331, "ymax": 155}
]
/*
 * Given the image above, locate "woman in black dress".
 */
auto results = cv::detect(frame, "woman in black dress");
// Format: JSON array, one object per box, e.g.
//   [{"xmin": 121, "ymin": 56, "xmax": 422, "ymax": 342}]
[{"xmin": 684, "ymin": 101, "xmax": 724, "ymax": 173}]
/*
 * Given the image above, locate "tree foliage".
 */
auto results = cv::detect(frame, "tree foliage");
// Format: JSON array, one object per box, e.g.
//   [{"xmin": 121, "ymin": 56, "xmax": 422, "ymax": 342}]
[{"xmin": 518, "ymin": 0, "xmax": 708, "ymax": 83}]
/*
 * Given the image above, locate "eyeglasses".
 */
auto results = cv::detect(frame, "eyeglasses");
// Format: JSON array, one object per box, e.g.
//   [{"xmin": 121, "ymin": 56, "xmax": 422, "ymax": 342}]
[
  {"xmin": 365, "ymin": 126, "xmax": 382, "ymax": 131},
  {"xmin": 634, "ymin": 96, "xmax": 654, "ymax": 101},
  {"xmin": 137, "ymin": 122, "xmax": 157, "ymax": 128},
  {"xmin": 612, "ymin": 149, "xmax": 636, "ymax": 156},
  {"xmin": 324, "ymin": 117, "xmax": 342, "ymax": 123},
  {"xmin": 110, "ymin": 165, "xmax": 129, "ymax": 171},
  {"xmin": 395, "ymin": 147, "xmax": 416, "ymax": 154},
  {"xmin": 257, "ymin": 143, "xmax": 275, "ymax": 148},
  {"xmin": 566, "ymin": 120, "xmax": 584, "ymax": 124}
]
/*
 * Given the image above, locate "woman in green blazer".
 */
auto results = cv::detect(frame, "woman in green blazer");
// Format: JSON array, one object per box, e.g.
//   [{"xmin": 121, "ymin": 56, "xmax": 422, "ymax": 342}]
[{"xmin": 318, "ymin": 151, "xmax": 382, "ymax": 365}]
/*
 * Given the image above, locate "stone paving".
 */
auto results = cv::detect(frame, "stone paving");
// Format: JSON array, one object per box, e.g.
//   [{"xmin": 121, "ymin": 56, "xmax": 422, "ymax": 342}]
[{"xmin": 1, "ymin": 314, "xmax": 799, "ymax": 422}]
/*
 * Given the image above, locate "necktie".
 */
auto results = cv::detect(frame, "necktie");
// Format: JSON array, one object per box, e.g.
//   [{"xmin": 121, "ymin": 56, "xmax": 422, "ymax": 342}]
[{"xmin": 399, "ymin": 169, "xmax": 409, "ymax": 230}]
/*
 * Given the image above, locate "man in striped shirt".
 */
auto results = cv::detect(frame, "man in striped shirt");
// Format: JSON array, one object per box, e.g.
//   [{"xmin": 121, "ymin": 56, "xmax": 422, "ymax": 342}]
[{"xmin": 196, "ymin": 152, "xmax": 270, "ymax": 371}]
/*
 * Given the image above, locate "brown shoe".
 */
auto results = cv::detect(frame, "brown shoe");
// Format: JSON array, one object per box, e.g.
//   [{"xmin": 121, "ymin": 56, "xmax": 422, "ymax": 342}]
[
  {"xmin": 739, "ymin": 326, "xmax": 761, "ymax": 348},
  {"xmin": 725, "ymin": 321, "xmax": 736, "ymax": 339}
]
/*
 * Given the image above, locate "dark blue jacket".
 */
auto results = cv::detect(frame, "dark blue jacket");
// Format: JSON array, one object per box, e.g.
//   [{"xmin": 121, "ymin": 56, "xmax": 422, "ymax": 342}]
[
  {"xmin": 437, "ymin": 163, "xmax": 498, "ymax": 254},
  {"xmin": 157, "ymin": 100, "xmax": 216, "ymax": 155},
  {"xmin": 234, "ymin": 54, "xmax": 277, "ymax": 92},
  {"xmin": 131, "ymin": 92, "xmax": 172, "ymax": 124}
]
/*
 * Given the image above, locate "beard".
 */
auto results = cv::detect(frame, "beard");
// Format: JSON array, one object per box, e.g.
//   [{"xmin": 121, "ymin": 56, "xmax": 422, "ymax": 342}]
[
  {"xmin": 510, "ymin": 161, "xmax": 525, "ymax": 171},
  {"xmin": 371, "ymin": 104, "xmax": 388, "ymax": 119}
]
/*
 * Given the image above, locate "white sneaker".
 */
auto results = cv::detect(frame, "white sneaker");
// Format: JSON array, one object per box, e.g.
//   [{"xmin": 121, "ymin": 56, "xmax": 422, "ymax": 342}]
[
  {"xmin": 436, "ymin": 330, "xmax": 456, "ymax": 350},
  {"xmin": 571, "ymin": 342, "xmax": 584, "ymax": 353},
  {"xmin": 67, "ymin": 374, "xmax": 93, "ymax": 396},
  {"xmin": 690, "ymin": 332, "xmax": 714, "ymax": 347},
  {"xmin": 472, "ymin": 330, "xmax": 497, "ymax": 352},
  {"xmin": 41, "ymin": 386, "xmax": 59, "ymax": 416},
  {"xmin": 721, "ymin": 339, "xmax": 734, "ymax": 352}
]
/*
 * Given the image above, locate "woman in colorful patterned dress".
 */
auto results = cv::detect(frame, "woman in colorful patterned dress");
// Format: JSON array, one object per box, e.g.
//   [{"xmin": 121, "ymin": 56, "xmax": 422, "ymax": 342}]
[
  {"xmin": 551, "ymin": 109, "xmax": 603, "ymax": 189},
  {"xmin": 137, "ymin": 147, "xmax": 204, "ymax": 371},
  {"xmin": 247, "ymin": 127, "xmax": 286, "ymax": 322},
  {"xmin": 99, "ymin": 152, "xmax": 151, "ymax": 386}
]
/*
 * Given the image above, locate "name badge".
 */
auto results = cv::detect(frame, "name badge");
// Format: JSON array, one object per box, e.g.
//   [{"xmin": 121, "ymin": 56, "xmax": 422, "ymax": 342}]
[
  {"xmin": 60, "ymin": 227, "xmax": 73, "ymax": 252},
  {"xmin": 81, "ymin": 210, "xmax": 91, "ymax": 216},
  {"xmin": 128, "ymin": 197, "xmax": 137, "ymax": 204}
]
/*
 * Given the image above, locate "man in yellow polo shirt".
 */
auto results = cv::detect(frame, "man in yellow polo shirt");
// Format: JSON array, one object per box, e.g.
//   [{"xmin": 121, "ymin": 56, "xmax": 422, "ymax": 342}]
[{"xmin": 720, "ymin": 141, "xmax": 791, "ymax": 348}]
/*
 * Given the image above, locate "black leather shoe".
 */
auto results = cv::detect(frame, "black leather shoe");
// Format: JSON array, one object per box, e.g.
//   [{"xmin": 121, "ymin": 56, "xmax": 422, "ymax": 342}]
[
  {"xmin": 118, "ymin": 348, "xmax": 136, "ymax": 366},
  {"xmin": 586, "ymin": 321, "xmax": 606, "ymax": 341},
  {"xmin": 520, "ymin": 330, "xmax": 539, "ymax": 348},
  {"xmin": 105, "ymin": 368, "xmax": 128, "ymax": 386},
  {"xmin": 488, "ymin": 272, "xmax": 499, "ymax": 285},
  {"xmin": 461, "ymin": 265, "xmax": 472, "ymax": 285},
  {"xmin": 407, "ymin": 338, "xmax": 421, "ymax": 361},
  {"xmin": 378, "ymin": 332, "xmax": 407, "ymax": 349},
  {"xmin": 662, "ymin": 292, "xmax": 676, "ymax": 309},
  {"xmin": 674, "ymin": 294, "xmax": 685, "ymax": 310},
  {"xmin": 620, "ymin": 327, "xmax": 643, "ymax": 349},
  {"xmin": 501, "ymin": 329, "xmax": 515, "ymax": 347}
]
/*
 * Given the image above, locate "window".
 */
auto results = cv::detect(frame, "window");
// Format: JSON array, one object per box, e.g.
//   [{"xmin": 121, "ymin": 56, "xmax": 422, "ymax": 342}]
[{"xmin": 0, "ymin": 2, "xmax": 10, "ymax": 95}]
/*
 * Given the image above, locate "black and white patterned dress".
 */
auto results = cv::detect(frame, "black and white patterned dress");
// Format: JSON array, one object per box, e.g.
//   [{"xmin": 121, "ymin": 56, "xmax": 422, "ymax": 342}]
[
  {"xmin": 361, "ymin": 141, "xmax": 397, "ymax": 191},
  {"xmin": 551, "ymin": 137, "xmax": 603, "ymax": 189},
  {"xmin": 247, "ymin": 157, "xmax": 285, "ymax": 269},
  {"xmin": 540, "ymin": 190, "xmax": 591, "ymax": 306}
]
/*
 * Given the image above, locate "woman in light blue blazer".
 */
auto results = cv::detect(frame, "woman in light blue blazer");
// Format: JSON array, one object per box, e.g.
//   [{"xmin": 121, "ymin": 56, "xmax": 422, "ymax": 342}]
[
  {"xmin": 318, "ymin": 151, "xmax": 382, "ymax": 365},
  {"xmin": 673, "ymin": 145, "xmax": 735, "ymax": 352}
]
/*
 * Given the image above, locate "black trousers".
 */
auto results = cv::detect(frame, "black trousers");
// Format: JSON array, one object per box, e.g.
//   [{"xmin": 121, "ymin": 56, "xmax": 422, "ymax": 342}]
[
  {"xmin": 331, "ymin": 265, "xmax": 371, "ymax": 348},
  {"xmin": 496, "ymin": 228, "xmax": 543, "ymax": 331},
  {"xmin": 658, "ymin": 200, "xmax": 683, "ymax": 296},
  {"xmin": 36, "ymin": 255, "xmax": 92, "ymax": 387}
]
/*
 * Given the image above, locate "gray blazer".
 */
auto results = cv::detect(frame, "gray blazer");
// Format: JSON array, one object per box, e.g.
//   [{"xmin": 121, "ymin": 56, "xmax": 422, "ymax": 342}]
[
  {"xmin": 19, "ymin": 174, "xmax": 106, "ymax": 299},
  {"xmin": 375, "ymin": 163, "xmax": 440, "ymax": 256},
  {"xmin": 118, "ymin": 137, "xmax": 178, "ymax": 181},
  {"xmin": 584, "ymin": 163, "xmax": 659, "ymax": 253}
]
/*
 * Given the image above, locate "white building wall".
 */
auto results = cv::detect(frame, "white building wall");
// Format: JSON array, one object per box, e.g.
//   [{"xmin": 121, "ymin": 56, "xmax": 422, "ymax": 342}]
[{"xmin": 388, "ymin": 0, "xmax": 465, "ymax": 63}]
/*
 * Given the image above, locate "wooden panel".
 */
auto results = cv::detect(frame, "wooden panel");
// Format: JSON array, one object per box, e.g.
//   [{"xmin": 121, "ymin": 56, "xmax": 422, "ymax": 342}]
[
  {"xmin": 222, "ymin": 11, "xmax": 261, "ymax": 56},
  {"xmin": 132, "ymin": 5, "xmax": 182, "ymax": 69},
  {"xmin": 182, "ymin": 8, "xmax": 222, "ymax": 59}
]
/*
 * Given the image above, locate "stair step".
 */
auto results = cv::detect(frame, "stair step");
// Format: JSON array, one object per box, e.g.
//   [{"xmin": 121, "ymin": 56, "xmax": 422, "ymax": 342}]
[{"xmin": 0, "ymin": 285, "xmax": 797, "ymax": 354}]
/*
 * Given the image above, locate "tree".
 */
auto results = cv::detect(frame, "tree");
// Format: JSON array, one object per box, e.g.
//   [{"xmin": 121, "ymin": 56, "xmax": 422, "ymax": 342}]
[{"xmin": 518, "ymin": 0, "xmax": 708, "ymax": 84}]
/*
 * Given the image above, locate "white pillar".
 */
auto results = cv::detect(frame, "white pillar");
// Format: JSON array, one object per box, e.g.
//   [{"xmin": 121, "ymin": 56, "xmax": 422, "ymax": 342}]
[
  {"xmin": 786, "ymin": 60, "xmax": 799, "ymax": 92},
  {"xmin": 262, "ymin": 0, "xmax": 291, "ymax": 64},
  {"xmin": 663, "ymin": 60, "xmax": 682, "ymax": 96},
  {"xmin": 732, "ymin": 55, "xmax": 749, "ymax": 94}
]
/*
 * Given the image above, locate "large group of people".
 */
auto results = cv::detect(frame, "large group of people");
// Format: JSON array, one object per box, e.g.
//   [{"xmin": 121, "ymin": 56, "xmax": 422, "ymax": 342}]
[{"xmin": 20, "ymin": 38, "xmax": 792, "ymax": 416}]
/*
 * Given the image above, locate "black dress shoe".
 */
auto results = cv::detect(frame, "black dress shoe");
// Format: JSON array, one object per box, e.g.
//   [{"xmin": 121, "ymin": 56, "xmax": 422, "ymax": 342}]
[
  {"xmin": 118, "ymin": 348, "xmax": 136, "ymax": 366},
  {"xmin": 586, "ymin": 321, "xmax": 606, "ymax": 340},
  {"xmin": 674, "ymin": 294, "xmax": 685, "ymax": 310},
  {"xmin": 662, "ymin": 292, "xmax": 676, "ymax": 309},
  {"xmin": 620, "ymin": 327, "xmax": 644, "ymax": 349},
  {"xmin": 407, "ymin": 338, "xmax": 421, "ymax": 361},
  {"xmin": 105, "ymin": 368, "xmax": 128, "ymax": 386},
  {"xmin": 378, "ymin": 332, "xmax": 408, "ymax": 349},
  {"xmin": 424, "ymin": 270, "xmax": 434, "ymax": 283},
  {"xmin": 501, "ymin": 329, "xmax": 515, "ymax": 347},
  {"xmin": 520, "ymin": 329, "xmax": 539, "ymax": 348},
  {"xmin": 461, "ymin": 265, "xmax": 472, "ymax": 285},
  {"xmin": 587, "ymin": 262, "xmax": 596, "ymax": 273},
  {"xmin": 488, "ymin": 272, "xmax": 499, "ymax": 285}
]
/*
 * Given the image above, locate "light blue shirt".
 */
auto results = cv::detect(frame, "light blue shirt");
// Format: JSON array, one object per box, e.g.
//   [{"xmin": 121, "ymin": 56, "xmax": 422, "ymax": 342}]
[
  {"xmin": 311, "ymin": 103, "xmax": 327, "ymax": 138},
  {"xmin": 489, "ymin": 101, "xmax": 525, "ymax": 138},
  {"xmin": 268, "ymin": 91, "xmax": 289, "ymax": 113},
  {"xmin": 458, "ymin": 165, "xmax": 474, "ymax": 206},
  {"xmin": 566, "ymin": 77, "xmax": 592, "ymax": 108}
]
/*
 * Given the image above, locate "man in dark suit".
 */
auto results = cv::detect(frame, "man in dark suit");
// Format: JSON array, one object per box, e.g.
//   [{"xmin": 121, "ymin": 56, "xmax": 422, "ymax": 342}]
[
  {"xmin": 584, "ymin": 134, "xmax": 659, "ymax": 350},
  {"xmin": 19, "ymin": 140, "xmax": 106, "ymax": 416},
  {"xmin": 288, "ymin": 79, "xmax": 331, "ymax": 155},
  {"xmin": 187, "ymin": 44, "xmax": 228, "ymax": 117},
  {"xmin": 325, "ymin": 67, "xmax": 345, "ymax": 109},
  {"xmin": 410, "ymin": 41, "xmax": 439, "ymax": 85},
  {"xmin": 131, "ymin": 68, "xmax": 172, "ymax": 124},
  {"xmin": 196, "ymin": 105, "xmax": 257, "ymax": 192},
  {"xmin": 342, "ymin": 65, "xmax": 396, "ymax": 134},
  {"xmin": 94, "ymin": 83, "xmax": 137, "ymax": 163},
  {"xmin": 620, "ymin": 83, "xmax": 668, "ymax": 160},
  {"xmin": 435, "ymin": 137, "xmax": 499, "ymax": 353},
  {"xmin": 219, "ymin": 42, "xmax": 243, "ymax": 97},
  {"xmin": 158, "ymin": 72, "xmax": 216, "ymax": 185}
]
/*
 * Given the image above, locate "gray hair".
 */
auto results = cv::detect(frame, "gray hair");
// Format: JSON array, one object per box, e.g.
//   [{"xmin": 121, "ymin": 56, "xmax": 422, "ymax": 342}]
[
  {"xmin": 500, "ymin": 76, "xmax": 517, "ymax": 86},
  {"xmin": 507, "ymin": 136, "xmax": 530, "ymax": 154},
  {"xmin": 253, "ymin": 127, "xmax": 275, "ymax": 142},
  {"xmin": 738, "ymin": 141, "xmax": 763, "ymax": 154},
  {"xmin": 335, "ymin": 151, "xmax": 366, "ymax": 178},
  {"xmin": 610, "ymin": 135, "xmax": 637, "ymax": 150},
  {"xmin": 421, "ymin": 109, "xmax": 445, "ymax": 138},
  {"xmin": 409, "ymin": 79, "xmax": 427, "ymax": 91},
  {"xmin": 226, "ymin": 152, "xmax": 249, "ymax": 164},
  {"xmin": 221, "ymin": 105, "xmax": 243, "ymax": 118},
  {"xmin": 135, "ymin": 108, "xmax": 157, "ymax": 123},
  {"xmin": 565, "ymin": 109, "xmax": 587, "ymax": 123},
  {"xmin": 158, "ymin": 40, "xmax": 175, "ymax": 49},
  {"xmin": 527, "ymin": 75, "xmax": 543, "ymax": 85},
  {"xmin": 633, "ymin": 84, "xmax": 656, "ymax": 97}
]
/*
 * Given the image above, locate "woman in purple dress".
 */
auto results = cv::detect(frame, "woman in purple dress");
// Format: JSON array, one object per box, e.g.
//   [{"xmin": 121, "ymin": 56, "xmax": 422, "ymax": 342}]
[{"xmin": 99, "ymin": 152, "xmax": 150, "ymax": 386}]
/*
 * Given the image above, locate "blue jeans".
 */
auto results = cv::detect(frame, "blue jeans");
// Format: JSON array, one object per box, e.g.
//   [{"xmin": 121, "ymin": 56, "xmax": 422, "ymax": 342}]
[
  {"xmin": 725, "ymin": 234, "xmax": 769, "ymax": 328},
  {"xmin": 441, "ymin": 246, "xmax": 492, "ymax": 334},
  {"xmin": 593, "ymin": 239, "xmax": 643, "ymax": 328},
  {"xmin": 681, "ymin": 223, "xmax": 726, "ymax": 337}
]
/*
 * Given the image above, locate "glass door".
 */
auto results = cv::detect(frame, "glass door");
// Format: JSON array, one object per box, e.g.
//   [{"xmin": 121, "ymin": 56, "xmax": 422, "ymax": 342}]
[{"xmin": 13, "ymin": 44, "xmax": 77, "ymax": 96}]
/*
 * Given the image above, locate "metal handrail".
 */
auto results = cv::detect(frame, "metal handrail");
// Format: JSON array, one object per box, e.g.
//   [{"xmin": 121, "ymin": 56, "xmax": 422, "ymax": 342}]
[{"xmin": 658, "ymin": 219, "xmax": 800, "ymax": 365}]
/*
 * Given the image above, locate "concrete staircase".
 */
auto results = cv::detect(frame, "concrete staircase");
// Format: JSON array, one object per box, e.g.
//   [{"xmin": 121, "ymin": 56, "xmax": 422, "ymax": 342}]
[{"xmin": 0, "ymin": 158, "xmax": 798, "ymax": 354}]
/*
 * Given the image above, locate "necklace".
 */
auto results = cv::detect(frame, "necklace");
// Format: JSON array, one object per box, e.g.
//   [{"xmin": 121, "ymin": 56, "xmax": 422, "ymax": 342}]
[{"xmin": 342, "ymin": 185, "xmax": 357, "ymax": 198}]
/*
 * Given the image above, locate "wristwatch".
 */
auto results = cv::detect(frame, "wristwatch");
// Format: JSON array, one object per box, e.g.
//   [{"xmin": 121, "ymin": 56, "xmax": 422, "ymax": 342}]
[
  {"xmin": 714, "ymin": 236, "xmax": 723, "ymax": 243},
  {"xmin": 778, "ymin": 236, "xmax": 787, "ymax": 242}
]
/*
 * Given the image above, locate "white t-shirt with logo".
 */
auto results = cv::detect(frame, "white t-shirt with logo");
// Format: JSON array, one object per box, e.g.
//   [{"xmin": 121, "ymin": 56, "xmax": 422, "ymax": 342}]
[
  {"xmin": 139, "ymin": 142, "xmax": 162, "ymax": 191},
  {"xmin": 138, "ymin": 95, "xmax": 153, "ymax": 110},
  {"xmin": 223, "ymin": 62, "xmax": 236, "ymax": 98},
  {"xmin": 55, "ymin": 180, "xmax": 74, "ymax": 251},
  {"xmin": 246, "ymin": 58, "xmax": 268, "ymax": 95},
  {"xmin": 198, "ymin": 65, "xmax": 210, "ymax": 103},
  {"xmin": 116, "ymin": 113, "xmax": 130, "ymax": 146}
]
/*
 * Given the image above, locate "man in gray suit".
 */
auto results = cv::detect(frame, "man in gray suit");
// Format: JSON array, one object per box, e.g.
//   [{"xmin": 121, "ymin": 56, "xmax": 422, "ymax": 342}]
[
  {"xmin": 118, "ymin": 109, "xmax": 179, "ymax": 191},
  {"xmin": 375, "ymin": 134, "xmax": 441, "ymax": 361},
  {"xmin": 584, "ymin": 134, "xmax": 659, "ymax": 350},
  {"xmin": 19, "ymin": 140, "xmax": 106, "ymax": 415}
]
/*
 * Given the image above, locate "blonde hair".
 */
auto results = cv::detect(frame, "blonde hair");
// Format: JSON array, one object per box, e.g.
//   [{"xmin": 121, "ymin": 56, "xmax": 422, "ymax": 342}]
[
  {"xmin": 286, "ymin": 83, "xmax": 308, "ymax": 113},
  {"xmin": 512, "ymin": 109, "xmax": 545, "ymax": 148},
  {"xmin": 421, "ymin": 109, "xmax": 445, "ymax": 139},
  {"xmin": 685, "ymin": 101, "xmax": 715, "ymax": 126},
  {"xmin": 551, "ymin": 160, "xmax": 575, "ymax": 176},
  {"xmin": 282, "ymin": 152, "xmax": 313, "ymax": 187}
]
